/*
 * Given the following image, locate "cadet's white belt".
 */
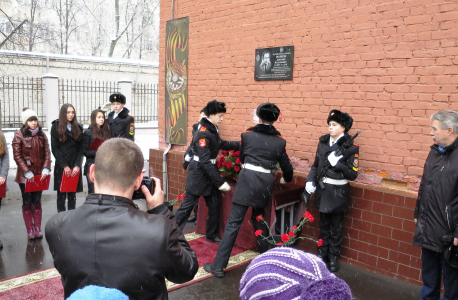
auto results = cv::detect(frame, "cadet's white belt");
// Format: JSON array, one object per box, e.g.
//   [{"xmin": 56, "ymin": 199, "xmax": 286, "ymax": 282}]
[
  {"xmin": 242, "ymin": 163, "xmax": 273, "ymax": 174},
  {"xmin": 193, "ymin": 156, "xmax": 216, "ymax": 164},
  {"xmin": 322, "ymin": 177, "xmax": 348, "ymax": 185}
]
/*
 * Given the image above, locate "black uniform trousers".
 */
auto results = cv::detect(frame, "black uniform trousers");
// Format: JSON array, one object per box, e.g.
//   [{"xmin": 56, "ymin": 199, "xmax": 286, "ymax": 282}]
[
  {"xmin": 318, "ymin": 212, "xmax": 344, "ymax": 258},
  {"xmin": 420, "ymin": 247, "xmax": 458, "ymax": 300},
  {"xmin": 213, "ymin": 203, "xmax": 269, "ymax": 269},
  {"xmin": 57, "ymin": 191, "xmax": 76, "ymax": 213},
  {"xmin": 175, "ymin": 187, "xmax": 219, "ymax": 239}
]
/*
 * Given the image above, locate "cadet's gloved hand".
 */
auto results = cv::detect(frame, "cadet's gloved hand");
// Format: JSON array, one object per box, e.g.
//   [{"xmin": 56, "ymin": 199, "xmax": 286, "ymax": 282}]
[
  {"xmin": 327, "ymin": 151, "xmax": 343, "ymax": 167},
  {"xmin": 280, "ymin": 177, "xmax": 286, "ymax": 184},
  {"xmin": 218, "ymin": 182, "xmax": 231, "ymax": 191},
  {"xmin": 182, "ymin": 161, "xmax": 189, "ymax": 170},
  {"xmin": 305, "ymin": 182, "xmax": 316, "ymax": 194}
]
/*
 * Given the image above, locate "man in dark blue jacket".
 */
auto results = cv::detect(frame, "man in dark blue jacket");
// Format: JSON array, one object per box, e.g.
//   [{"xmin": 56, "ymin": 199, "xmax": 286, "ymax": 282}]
[{"xmin": 413, "ymin": 110, "xmax": 458, "ymax": 300}]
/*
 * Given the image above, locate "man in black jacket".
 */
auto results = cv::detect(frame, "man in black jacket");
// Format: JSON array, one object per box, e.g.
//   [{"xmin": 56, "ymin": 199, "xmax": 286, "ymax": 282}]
[
  {"xmin": 45, "ymin": 139, "xmax": 198, "ymax": 300},
  {"xmin": 306, "ymin": 110, "xmax": 359, "ymax": 272},
  {"xmin": 204, "ymin": 103, "xmax": 294, "ymax": 278},
  {"xmin": 107, "ymin": 93, "xmax": 135, "ymax": 141},
  {"xmin": 175, "ymin": 100, "xmax": 239, "ymax": 244},
  {"xmin": 413, "ymin": 110, "xmax": 458, "ymax": 300}
]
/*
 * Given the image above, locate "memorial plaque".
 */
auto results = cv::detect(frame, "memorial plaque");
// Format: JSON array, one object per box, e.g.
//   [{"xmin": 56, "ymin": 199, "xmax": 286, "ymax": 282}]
[{"xmin": 255, "ymin": 46, "xmax": 294, "ymax": 81}]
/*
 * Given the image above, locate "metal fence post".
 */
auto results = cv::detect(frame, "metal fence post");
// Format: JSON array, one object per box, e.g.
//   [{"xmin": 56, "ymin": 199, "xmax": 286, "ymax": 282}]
[
  {"xmin": 118, "ymin": 78, "xmax": 132, "ymax": 110},
  {"xmin": 42, "ymin": 73, "xmax": 59, "ymax": 130}
]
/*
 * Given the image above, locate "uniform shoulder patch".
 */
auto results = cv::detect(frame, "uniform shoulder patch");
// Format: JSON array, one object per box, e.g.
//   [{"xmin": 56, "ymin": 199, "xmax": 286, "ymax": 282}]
[
  {"xmin": 353, "ymin": 157, "xmax": 359, "ymax": 171},
  {"xmin": 129, "ymin": 123, "xmax": 134, "ymax": 135},
  {"xmin": 277, "ymin": 135, "xmax": 286, "ymax": 141},
  {"xmin": 199, "ymin": 139, "xmax": 206, "ymax": 147},
  {"xmin": 353, "ymin": 143, "xmax": 359, "ymax": 147},
  {"xmin": 200, "ymin": 126, "xmax": 207, "ymax": 132}
]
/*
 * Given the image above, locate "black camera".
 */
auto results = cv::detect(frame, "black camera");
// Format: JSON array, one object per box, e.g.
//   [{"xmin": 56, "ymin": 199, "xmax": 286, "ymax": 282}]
[{"xmin": 132, "ymin": 176, "xmax": 156, "ymax": 200}]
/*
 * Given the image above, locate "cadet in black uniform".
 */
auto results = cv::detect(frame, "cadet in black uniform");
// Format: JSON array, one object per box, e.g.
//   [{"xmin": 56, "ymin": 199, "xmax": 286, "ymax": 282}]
[
  {"xmin": 204, "ymin": 103, "xmax": 294, "ymax": 278},
  {"xmin": 306, "ymin": 109, "xmax": 359, "ymax": 272},
  {"xmin": 182, "ymin": 109, "xmax": 206, "ymax": 223},
  {"xmin": 107, "ymin": 93, "xmax": 135, "ymax": 141},
  {"xmin": 175, "ymin": 100, "xmax": 239, "ymax": 243}
]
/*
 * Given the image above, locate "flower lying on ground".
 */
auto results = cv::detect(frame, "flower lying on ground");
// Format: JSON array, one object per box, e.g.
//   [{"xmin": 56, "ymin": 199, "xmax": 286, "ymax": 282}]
[
  {"xmin": 164, "ymin": 192, "xmax": 185, "ymax": 207},
  {"xmin": 254, "ymin": 210, "xmax": 322, "ymax": 247}
]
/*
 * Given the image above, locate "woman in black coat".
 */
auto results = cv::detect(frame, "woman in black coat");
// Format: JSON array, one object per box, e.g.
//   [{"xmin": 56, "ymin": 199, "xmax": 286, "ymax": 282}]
[
  {"xmin": 51, "ymin": 103, "xmax": 84, "ymax": 212},
  {"xmin": 82, "ymin": 109, "xmax": 111, "ymax": 194}
]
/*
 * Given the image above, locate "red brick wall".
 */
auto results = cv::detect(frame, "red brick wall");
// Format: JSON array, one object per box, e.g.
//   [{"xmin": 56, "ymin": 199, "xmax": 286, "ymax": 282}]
[
  {"xmin": 159, "ymin": 0, "xmax": 458, "ymax": 191},
  {"xmin": 149, "ymin": 149, "xmax": 421, "ymax": 286}
]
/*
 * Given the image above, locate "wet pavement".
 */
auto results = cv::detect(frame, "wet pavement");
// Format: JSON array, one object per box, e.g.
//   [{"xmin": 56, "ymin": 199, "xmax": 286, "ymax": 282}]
[{"xmin": 0, "ymin": 164, "xmax": 423, "ymax": 300}]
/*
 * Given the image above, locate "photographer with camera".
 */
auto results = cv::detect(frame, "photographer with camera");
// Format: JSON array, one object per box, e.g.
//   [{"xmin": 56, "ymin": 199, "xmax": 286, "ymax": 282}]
[
  {"xmin": 45, "ymin": 138, "xmax": 198, "ymax": 300},
  {"xmin": 413, "ymin": 110, "xmax": 458, "ymax": 300}
]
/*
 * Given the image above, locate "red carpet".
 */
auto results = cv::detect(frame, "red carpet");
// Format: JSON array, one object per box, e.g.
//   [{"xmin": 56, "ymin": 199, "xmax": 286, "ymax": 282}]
[{"xmin": 0, "ymin": 233, "xmax": 258, "ymax": 299}]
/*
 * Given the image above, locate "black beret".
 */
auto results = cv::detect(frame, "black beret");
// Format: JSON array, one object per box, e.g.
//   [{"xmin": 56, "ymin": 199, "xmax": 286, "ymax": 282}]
[
  {"xmin": 109, "ymin": 93, "xmax": 126, "ymax": 104},
  {"xmin": 202, "ymin": 100, "xmax": 226, "ymax": 116},
  {"xmin": 256, "ymin": 103, "xmax": 280, "ymax": 122},
  {"xmin": 327, "ymin": 109, "xmax": 353, "ymax": 132}
]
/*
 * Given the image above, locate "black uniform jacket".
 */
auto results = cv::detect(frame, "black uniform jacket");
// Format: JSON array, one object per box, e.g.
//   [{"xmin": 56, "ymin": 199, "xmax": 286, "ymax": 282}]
[
  {"xmin": 232, "ymin": 124, "xmax": 294, "ymax": 208},
  {"xmin": 183, "ymin": 123, "xmax": 199, "ymax": 170},
  {"xmin": 50, "ymin": 120, "xmax": 84, "ymax": 192},
  {"xmin": 413, "ymin": 138, "xmax": 458, "ymax": 252},
  {"xmin": 107, "ymin": 108, "xmax": 135, "ymax": 141},
  {"xmin": 45, "ymin": 194, "xmax": 198, "ymax": 300},
  {"xmin": 307, "ymin": 133, "xmax": 359, "ymax": 214},
  {"xmin": 185, "ymin": 118, "xmax": 239, "ymax": 196}
]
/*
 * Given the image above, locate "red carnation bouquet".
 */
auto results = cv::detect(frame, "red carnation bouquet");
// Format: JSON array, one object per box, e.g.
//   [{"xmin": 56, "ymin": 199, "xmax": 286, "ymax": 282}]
[
  {"xmin": 218, "ymin": 150, "xmax": 242, "ymax": 177},
  {"xmin": 164, "ymin": 192, "xmax": 186, "ymax": 207},
  {"xmin": 255, "ymin": 210, "xmax": 323, "ymax": 247}
]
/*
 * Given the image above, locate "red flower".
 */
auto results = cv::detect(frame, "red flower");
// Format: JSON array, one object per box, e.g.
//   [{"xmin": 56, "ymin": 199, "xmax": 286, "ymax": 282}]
[
  {"xmin": 222, "ymin": 162, "xmax": 227, "ymax": 167},
  {"xmin": 234, "ymin": 166, "xmax": 240, "ymax": 172},
  {"xmin": 288, "ymin": 231, "xmax": 295, "ymax": 237},
  {"xmin": 292, "ymin": 226, "xmax": 298, "ymax": 230},
  {"xmin": 219, "ymin": 156, "xmax": 225, "ymax": 163},
  {"xmin": 255, "ymin": 230, "xmax": 262, "ymax": 236},
  {"xmin": 317, "ymin": 239, "xmax": 323, "ymax": 247},
  {"xmin": 276, "ymin": 242, "xmax": 283, "ymax": 245},
  {"xmin": 226, "ymin": 161, "xmax": 233, "ymax": 168},
  {"xmin": 236, "ymin": 158, "xmax": 242, "ymax": 164},
  {"xmin": 303, "ymin": 211, "xmax": 314, "ymax": 223},
  {"xmin": 281, "ymin": 234, "xmax": 290, "ymax": 242},
  {"xmin": 231, "ymin": 151, "xmax": 236, "ymax": 157},
  {"xmin": 217, "ymin": 162, "xmax": 222, "ymax": 168},
  {"xmin": 235, "ymin": 151, "xmax": 240, "ymax": 156},
  {"xmin": 256, "ymin": 215, "xmax": 263, "ymax": 222},
  {"xmin": 221, "ymin": 151, "xmax": 228, "ymax": 156}
]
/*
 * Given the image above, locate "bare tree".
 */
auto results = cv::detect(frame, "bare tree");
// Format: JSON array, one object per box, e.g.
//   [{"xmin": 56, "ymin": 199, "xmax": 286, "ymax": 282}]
[{"xmin": 52, "ymin": 0, "xmax": 84, "ymax": 54}]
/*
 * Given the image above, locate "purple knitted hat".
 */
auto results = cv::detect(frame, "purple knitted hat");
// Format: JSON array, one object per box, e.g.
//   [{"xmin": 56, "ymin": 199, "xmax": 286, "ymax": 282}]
[{"xmin": 240, "ymin": 248, "xmax": 352, "ymax": 300}]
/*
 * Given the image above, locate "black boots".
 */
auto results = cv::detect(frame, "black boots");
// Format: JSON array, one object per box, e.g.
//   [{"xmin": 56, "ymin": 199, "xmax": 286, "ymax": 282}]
[
  {"xmin": 329, "ymin": 256, "xmax": 340, "ymax": 272},
  {"xmin": 203, "ymin": 263, "xmax": 224, "ymax": 278}
]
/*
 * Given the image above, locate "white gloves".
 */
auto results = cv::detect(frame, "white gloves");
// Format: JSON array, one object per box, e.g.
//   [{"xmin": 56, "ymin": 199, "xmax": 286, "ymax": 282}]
[
  {"xmin": 219, "ymin": 182, "xmax": 231, "ymax": 191},
  {"xmin": 327, "ymin": 151, "xmax": 343, "ymax": 167},
  {"xmin": 280, "ymin": 177, "xmax": 286, "ymax": 184},
  {"xmin": 24, "ymin": 171, "xmax": 34, "ymax": 180},
  {"xmin": 305, "ymin": 182, "xmax": 316, "ymax": 194},
  {"xmin": 184, "ymin": 154, "xmax": 192, "ymax": 162}
]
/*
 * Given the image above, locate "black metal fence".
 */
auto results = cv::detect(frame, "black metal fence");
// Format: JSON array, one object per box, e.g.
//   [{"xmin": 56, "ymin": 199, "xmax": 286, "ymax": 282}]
[
  {"xmin": 59, "ymin": 79, "xmax": 118, "ymax": 125},
  {"xmin": 0, "ymin": 76, "xmax": 45, "ymax": 128},
  {"xmin": 132, "ymin": 83, "xmax": 158, "ymax": 123}
]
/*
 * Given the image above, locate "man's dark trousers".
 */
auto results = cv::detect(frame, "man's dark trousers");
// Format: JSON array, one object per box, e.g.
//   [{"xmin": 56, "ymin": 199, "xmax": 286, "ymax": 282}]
[
  {"xmin": 421, "ymin": 247, "xmax": 458, "ymax": 300},
  {"xmin": 213, "ymin": 203, "xmax": 269, "ymax": 269},
  {"xmin": 319, "ymin": 212, "xmax": 344, "ymax": 257},
  {"xmin": 175, "ymin": 187, "xmax": 219, "ymax": 239}
]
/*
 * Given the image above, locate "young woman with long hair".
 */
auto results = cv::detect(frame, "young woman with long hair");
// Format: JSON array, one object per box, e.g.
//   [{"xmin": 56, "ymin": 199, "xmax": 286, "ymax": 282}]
[
  {"xmin": 0, "ymin": 129, "xmax": 9, "ymax": 246},
  {"xmin": 82, "ymin": 109, "xmax": 111, "ymax": 194},
  {"xmin": 12, "ymin": 108, "xmax": 51, "ymax": 239},
  {"xmin": 50, "ymin": 103, "xmax": 84, "ymax": 212}
]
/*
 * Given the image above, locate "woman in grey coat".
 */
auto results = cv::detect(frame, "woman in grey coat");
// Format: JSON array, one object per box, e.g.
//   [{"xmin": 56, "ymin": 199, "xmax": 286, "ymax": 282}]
[{"xmin": 0, "ymin": 131, "xmax": 10, "ymax": 248}]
